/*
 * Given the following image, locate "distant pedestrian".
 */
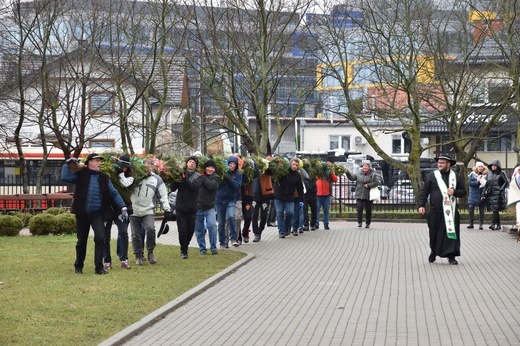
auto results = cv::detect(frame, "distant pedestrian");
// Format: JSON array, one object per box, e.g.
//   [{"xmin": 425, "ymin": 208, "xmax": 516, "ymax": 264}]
[
  {"xmin": 216, "ymin": 156, "xmax": 243, "ymax": 248},
  {"xmin": 482, "ymin": 159, "xmax": 509, "ymax": 230},
  {"xmin": 292, "ymin": 166, "xmax": 309, "ymax": 235},
  {"xmin": 507, "ymin": 163, "xmax": 520, "ymax": 230},
  {"xmin": 418, "ymin": 154, "xmax": 466, "ymax": 265},
  {"xmin": 274, "ymin": 158, "xmax": 304, "ymax": 238},
  {"xmin": 61, "ymin": 153, "xmax": 127, "ymax": 275},
  {"xmin": 346, "ymin": 161, "xmax": 381, "ymax": 228},
  {"xmin": 194, "ymin": 159, "xmax": 222, "ymax": 255},
  {"xmin": 467, "ymin": 161, "xmax": 487, "ymax": 230},
  {"xmin": 172, "ymin": 156, "xmax": 202, "ymax": 259},
  {"xmin": 302, "ymin": 171, "xmax": 318, "ymax": 231},
  {"xmin": 252, "ymin": 168, "xmax": 274, "ymax": 242},
  {"xmin": 103, "ymin": 155, "xmax": 135, "ymax": 270},
  {"xmin": 316, "ymin": 166, "xmax": 338, "ymax": 230},
  {"xmin": 130, "ymin": 158, "xmax": 171, "ymax": 265}
]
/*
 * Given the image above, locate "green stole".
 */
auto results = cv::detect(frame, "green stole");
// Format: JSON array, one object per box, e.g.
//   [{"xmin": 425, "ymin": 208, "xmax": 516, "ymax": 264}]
[{"xmin": 434, "ymin": 170, "xmax": 457, "ymax": 240}]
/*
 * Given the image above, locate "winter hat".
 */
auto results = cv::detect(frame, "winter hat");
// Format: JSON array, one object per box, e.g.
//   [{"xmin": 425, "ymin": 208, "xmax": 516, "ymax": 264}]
[
  {"xmin": 118, "ymin": 155, "xmax": 131, "ymax": 167},
  {"xmin": 186, "ymin": 156, "xmax": 199, "ymax": 167},
  {"xmin": 204, "ymin": 159, "xmax": 216, "ymax": 169},
  {"xmin": 228, "ymin": 156, "xmax": 239, "ymax": 165},
  {"xmin": 475, "ymin": 161, "xmax": 485, "ymax": 168}
]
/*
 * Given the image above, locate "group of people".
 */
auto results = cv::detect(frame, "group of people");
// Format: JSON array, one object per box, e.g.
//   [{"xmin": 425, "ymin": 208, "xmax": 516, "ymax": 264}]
[
  {"xmin": 466, "ymin": 159, "xmax": 509, "ymax": 230},
  {"xmin": 65, "ymin": 150, "xmax": 519, "ymax": 273},
  {"xmin": 61, "ymin": 153, "xmax": 338, "ymax": 274},
  {"xmin": 419, "ymin": 154, "xmax": 516, "ymax": 266}
]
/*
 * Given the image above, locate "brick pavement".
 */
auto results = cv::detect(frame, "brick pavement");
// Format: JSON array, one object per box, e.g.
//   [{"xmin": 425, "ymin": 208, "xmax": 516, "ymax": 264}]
[{"xmin": 100, "ymin": 221, "xmax": 520, "ymax": 346}]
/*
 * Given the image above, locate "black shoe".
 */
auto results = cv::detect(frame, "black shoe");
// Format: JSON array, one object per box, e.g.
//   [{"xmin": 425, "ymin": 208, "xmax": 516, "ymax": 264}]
[
  {"xmin": 284, "ymin": 231, "xmax": 290, "ymax": 236},
  {"xmin": 292, "ymin": 231, "xmax": 298, "ymax": 236},
  {"xmin": 467, "ymin": 224, "xmax": 474, "ymax": 229},
  {"xmin": 299, "ymin": 228, "xmax": 304, "ymax": 233},
  {"xmin": 358, "ymin": 223, "xmax": 362, "ymax": 228},
  {"xmin": 448, "ymin": 259, "xmax": 458, "ymax": 265},
  {"xmin": 495, "ymin": 225, "xmax": 502, "ymax": 230},
  {"xmin": 181, "ymin": 253, "xmax": 188, "ymax": 259},
  {"xmin": 95, "ymin": 269, "xmax": 109, "ymax": 275},
  {"xmin": 315, "ymin": 224, "xmax": 319, "ymax": 230},
  {"xmin": 324, "ymin": 225, "xmax": 330, "ymax": 230},
  {"xmin": 365, "ymin": 224, "xmax": 370, "ymax": 228},
  {"xmin": 479, "ymin": 225, "xmax": 483, "ymax": 230},
  {"xmin": 489, "ymin": 224, "xmax": 495, "ymax": 230},
  {"xmin": 279, "ymin": 234, "xmax": 285, "ymax": 238},
  {"xmin": 428, "ymin": 253, "xmax": 436, "ymax": 263},
  {"xmin": 252, "ymin": 235, "xmax": 261, "ymax": 242},
  {"xmin": 75, "ymin": 268, "xmax": 83, "ymax": 274},
  {"xmin": 310, "ymin": 225, "xmax": 316, "ymax": 231},
  {"xmin": 303, "ymin": 226, "xmax": 309, "ymax": 231}
]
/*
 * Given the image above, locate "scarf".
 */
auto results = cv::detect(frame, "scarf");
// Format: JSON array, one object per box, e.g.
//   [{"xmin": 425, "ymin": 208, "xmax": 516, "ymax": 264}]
[{"xmin": 434, "ymin": 170, "xmax": 457, "ymax": 240}]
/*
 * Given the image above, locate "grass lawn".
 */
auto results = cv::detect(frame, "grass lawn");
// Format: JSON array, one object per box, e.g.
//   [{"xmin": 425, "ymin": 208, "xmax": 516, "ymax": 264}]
[{"xmin": 0, "ymin": 235, "xmax": 246, "ymax": 345}]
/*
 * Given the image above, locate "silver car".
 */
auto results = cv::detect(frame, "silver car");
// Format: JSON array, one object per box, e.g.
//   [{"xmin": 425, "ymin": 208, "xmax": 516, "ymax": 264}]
[{"xmin": 388, "ymin": 180, "xmax": 415, "ymax": 204}]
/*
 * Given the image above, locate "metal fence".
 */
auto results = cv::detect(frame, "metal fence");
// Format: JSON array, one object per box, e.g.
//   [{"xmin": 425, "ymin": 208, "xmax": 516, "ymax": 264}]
[
  {"xmin": 330, "ymin": 174, "xmax": 470, "ymax": 213},
  {"xmin": 0, "ymin": 174, "xmax": 69, "ymax": 195}
]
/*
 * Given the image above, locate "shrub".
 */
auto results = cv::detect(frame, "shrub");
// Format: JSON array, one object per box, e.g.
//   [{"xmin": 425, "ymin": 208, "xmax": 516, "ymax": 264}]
[
  {"xmin": 0, "ymin": 215, "xmax": 24, "ymax": 236},
  {"xmin": 29, "ymin": 213, "xmax": 57, "ymax": 236},
  {"xmin": 11, "ymin": 211, "xmax": 33, "ymax": 227},
  {"xmin": 55, "ymin": 213, "xmax": 76, "ymax": 235},
  {"xmin": 44, "ymin": 207, "xmax": 67, "ymax": 215}
]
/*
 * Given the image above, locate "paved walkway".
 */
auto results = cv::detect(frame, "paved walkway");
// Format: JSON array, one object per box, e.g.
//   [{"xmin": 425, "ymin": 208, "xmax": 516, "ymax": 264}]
[{"xmin": 100, "ymin": 221, "xmax": 520, "ymax": 346}]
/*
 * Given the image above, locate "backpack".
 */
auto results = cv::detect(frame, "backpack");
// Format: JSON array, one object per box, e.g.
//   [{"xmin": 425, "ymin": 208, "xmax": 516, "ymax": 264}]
[{"xmin": 259, "ymin": 174, "xmax": 274, "ymax": 198}]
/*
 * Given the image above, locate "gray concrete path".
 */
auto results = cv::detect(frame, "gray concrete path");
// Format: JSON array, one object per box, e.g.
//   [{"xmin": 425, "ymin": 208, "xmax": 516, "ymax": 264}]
[{"xmin": 100, "ymin": 221, "xmax": 520, "ymax": 346}]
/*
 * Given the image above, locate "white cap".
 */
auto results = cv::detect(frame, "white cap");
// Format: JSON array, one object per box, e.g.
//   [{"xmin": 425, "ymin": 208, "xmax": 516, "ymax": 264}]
[{"xmin": 476, "ymin": 161, "xmax": 485, "ymax": 167}]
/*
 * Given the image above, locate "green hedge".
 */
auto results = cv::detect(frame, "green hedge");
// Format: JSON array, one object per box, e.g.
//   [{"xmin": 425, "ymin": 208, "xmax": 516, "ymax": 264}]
[{"xmin": 0, "ymin": 215, "xmax": 24, "ymax": 236}]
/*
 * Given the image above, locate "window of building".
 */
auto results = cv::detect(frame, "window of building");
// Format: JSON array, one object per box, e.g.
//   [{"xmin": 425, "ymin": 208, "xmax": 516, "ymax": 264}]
[
  {"xmin": 330, "ymin": 135, "xmax": 350, "ymax": 150},
  {"xmin": 90, "ymin": 93, "xmax": 114, "ymax": 115},
  {"xmin": 89, "ymin": 139, "xmax": 115, "ymax": 148},
  {"xmin": 392, "ymin": 134, "xmax": 412, "ymax": 154}
]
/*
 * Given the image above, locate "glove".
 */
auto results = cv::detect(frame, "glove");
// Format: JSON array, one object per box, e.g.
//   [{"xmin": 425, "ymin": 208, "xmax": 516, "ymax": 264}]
[
  {"xmin": 66, "ymin": 157, "xmax": 80, "ymax": 163},
  {"xmin": 299, "ymin": 202, "xmax": 304, "ymax": 208},
  {"xmin": 164, "ymin": 211, "xmax": 172, "ymax": 220},
  {"xmin": 119, "ymin": 208, "xmax": 129, "ymax": 222}
]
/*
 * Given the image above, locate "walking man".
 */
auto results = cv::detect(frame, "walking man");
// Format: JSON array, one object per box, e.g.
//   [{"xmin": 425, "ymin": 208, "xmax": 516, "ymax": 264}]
[
  {"xmin": 195, "ymin": 159, "xmax": 222, "ymax": 255},
  {"xmin": 130, "ymin": 158, "xmax": 171, "ymax": 265},
  {"xmin": 61, "ymin": 153, "xmax": 128, "ymax": 275},
  {"xmin": 418, "ymin": 154, "xmax": 466, "ymax": 265}
]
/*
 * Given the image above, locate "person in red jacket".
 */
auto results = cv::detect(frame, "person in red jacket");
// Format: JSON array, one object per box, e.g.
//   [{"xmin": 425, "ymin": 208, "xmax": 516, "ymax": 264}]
[{"xmin": 316, "ymin": 167, "xmax": 338, "ymax": 230}]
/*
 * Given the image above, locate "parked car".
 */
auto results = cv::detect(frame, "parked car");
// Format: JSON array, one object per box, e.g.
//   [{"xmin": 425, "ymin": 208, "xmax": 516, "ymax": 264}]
[{"xmin": 388, "ymin": 180, "xmax": 415, "ymax": 203}]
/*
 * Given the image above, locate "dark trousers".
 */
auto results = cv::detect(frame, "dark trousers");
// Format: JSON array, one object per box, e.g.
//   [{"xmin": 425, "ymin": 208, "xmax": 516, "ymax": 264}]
[
  {"xmin": 241, "ymin": 200, "xmax": 253, "ymax": 238},
  {"xmin": 268, "ymin": 201, "xmax": 277, "ymax": 224},
  {"xmin": 75, "ymin": 213, "xmax": 105, "ymax": 273},
  {"xmin": 103, "ymin": 216, "xmax": 130, "ymax": 263},
  {"xmin": 492, "ymin": 210, "xmax": 500, "ymax": 227},
  {"xmin": 176, "ymin": 209, "xmax": 196, "ymax": 255},
  {"xmin": 252, "ymin": 199, "xmax": 270, "ymax": 236},
  {"xmin": 356, "ymin": 199, "xmax": 373, "ymax": 225},
  {"xmin": 468, "ymin": 204, "xmax": 485, "ymax": 226},
  {"xmin": 303, "ymin": 194, "xmax": 317, "ymax": 228}
]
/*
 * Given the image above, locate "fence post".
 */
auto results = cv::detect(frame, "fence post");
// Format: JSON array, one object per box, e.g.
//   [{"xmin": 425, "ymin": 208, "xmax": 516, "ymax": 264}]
[{"xmin": 48, "ymin": 173, "xmax": 52, "ymax": 193}]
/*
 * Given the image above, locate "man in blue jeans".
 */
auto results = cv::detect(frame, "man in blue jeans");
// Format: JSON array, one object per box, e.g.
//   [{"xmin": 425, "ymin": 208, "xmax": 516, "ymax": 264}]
[
  {"xmin": 316, "ymin": 170, "xmax": 338, "ymax": 230},
  {"xmin": 195, "ymin": 160, "xmax": 222, "ymax": 255},
  {"xmin": 216, "ymin": 156, "xmax": 243, "ymax": 248},
  {"xmin": 274, "ymin": 158, "xmax": 304, "ymax": 238}
]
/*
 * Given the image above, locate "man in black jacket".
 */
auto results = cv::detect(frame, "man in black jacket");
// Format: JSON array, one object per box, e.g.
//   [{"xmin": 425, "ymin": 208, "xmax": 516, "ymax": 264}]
[
  {"xmin": 171, "ymin": 156, "xmax": 203, "ymax": 259},
  {"xmin": 274, "ymin": 158, "xmax": 304, "ymax": 238},
  {"xmin": 61, "ymin": 153, "xmax": 127, "ymax": 275},
  {"xmin": 194, "ymin": 160, "xmax": 222, "ymax": 255}
]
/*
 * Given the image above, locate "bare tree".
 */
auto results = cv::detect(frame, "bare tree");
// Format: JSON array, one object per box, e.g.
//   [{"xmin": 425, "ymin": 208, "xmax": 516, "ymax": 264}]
[
  {"xmin": 177, "ymin": 0, "xmax": 316, "ymax": 155},
  {"xmin": 311, "ymin": 0, "xmax": 511, "ymax": 199}
]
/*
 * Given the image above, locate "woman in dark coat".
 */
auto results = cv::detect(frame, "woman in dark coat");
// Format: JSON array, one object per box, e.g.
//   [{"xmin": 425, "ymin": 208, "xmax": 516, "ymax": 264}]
[{"xmin": 483, "ymin": 159, "xmax": 509, "ymax": 230}]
